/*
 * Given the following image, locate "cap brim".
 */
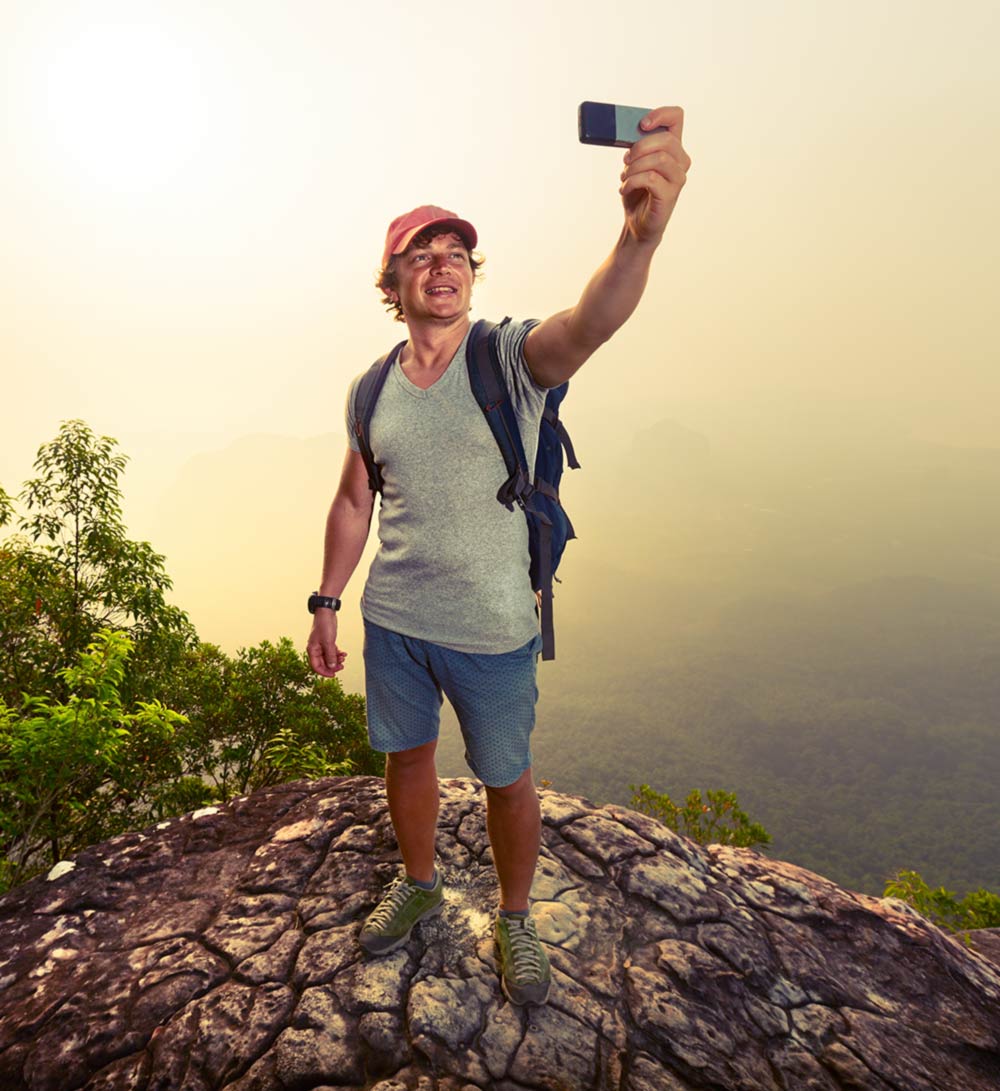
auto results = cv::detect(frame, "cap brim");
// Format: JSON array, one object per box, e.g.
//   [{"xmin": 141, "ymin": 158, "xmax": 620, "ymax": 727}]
[{"xmin": 391, "ymin": 217, "xmax": 477, "ymax": 260}]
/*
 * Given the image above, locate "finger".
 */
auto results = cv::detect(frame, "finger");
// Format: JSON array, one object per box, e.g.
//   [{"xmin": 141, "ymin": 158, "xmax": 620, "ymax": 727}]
[
  {"xmin": 620, "ymin": 170, "xmax": 673, "ymax": 197},
  {"xmin": 619, "ymin": 153, "xmax": 684, "ymax": 185},
  {"xmin": 625, "ymin": 133, "xmax": 688, "ymax": 172},
  {"xmin": 309, "ymin": 655, "xmax": 335, "ymax": 678},
  {"xmin": 619, "ymin": 172, "xmax": 676, "ymax": 211},
  {"xmin": 621, "ymin": 148, "xmax": 688, "ymax": 184},
  {"xmin": 308, "ymin": 640, "xmax": 338, "ymax": 677},
  {"xmin": 641, "ymin": 105, "xmax": 684, "ymax": 141}
]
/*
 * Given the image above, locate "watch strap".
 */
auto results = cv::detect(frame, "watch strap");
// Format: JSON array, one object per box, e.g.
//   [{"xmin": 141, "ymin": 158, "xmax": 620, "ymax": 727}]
[{"xmin": 308, "ymin": 593, "xmax": 341, "ymax": 614}]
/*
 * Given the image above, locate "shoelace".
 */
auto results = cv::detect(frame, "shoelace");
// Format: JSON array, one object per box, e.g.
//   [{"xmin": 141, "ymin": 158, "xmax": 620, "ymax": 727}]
[
  {"xmin": 366, "ymin": 878, "xmax": 416, "ymax": 929},
  {"xmin": 505, "ymin": 916, "xmax": 544, "ymax": 981}
]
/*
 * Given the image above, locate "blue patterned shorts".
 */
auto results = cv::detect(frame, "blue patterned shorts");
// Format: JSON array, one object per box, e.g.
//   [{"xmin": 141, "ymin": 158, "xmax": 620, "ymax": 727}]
[{"xmin": 362, "ymin": 619, "xmax": 543, "ymax": 788}]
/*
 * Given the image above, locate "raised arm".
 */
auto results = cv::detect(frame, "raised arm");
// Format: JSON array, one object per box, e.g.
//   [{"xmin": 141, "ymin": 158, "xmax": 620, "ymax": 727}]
[
  {"xmin": 306, "ymin": 446, "xmax": 375, "ymax": 677},
  {"xmin": 524, "ymin": 105, "xmax": 690, "ymax": 389}
]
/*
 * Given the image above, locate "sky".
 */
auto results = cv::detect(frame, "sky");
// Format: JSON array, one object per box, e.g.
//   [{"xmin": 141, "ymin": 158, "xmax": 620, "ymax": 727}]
[{"xmin": 2, "ymin": 0, "xmax": 999, "ymax": 673}]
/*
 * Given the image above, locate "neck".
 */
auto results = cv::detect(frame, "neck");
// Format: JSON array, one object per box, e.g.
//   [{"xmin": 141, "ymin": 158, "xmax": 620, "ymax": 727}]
[{"xmin": 401, "ymin": 315, "xmax": 471, "ymax": 371}]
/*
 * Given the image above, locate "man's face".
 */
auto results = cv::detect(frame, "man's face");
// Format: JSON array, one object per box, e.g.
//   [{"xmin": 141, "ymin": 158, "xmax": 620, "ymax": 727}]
[{"xmin": 389, "ymin": 231, "xmax": 474, "ymax": 324}]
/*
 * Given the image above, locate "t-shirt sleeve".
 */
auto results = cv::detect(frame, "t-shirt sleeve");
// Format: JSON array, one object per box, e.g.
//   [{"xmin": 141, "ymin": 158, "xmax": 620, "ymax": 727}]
[
  {"xmin": 493, "ymin": 317, "xmax": 547, "ymax": 419},
  {"xmin": 345, "ymin": 377, "xmax": 361, "ymax": 453}
]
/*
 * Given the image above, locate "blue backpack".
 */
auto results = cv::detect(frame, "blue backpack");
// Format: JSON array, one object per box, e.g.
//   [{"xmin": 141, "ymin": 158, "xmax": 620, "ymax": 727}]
[{"xmin": 353, "ymin": 317, "xmax": 579, "ymax": 660}]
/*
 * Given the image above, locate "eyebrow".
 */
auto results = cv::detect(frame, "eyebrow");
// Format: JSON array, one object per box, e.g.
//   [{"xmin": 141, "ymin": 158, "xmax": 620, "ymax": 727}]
[{"xmin": 409, "ymin": 242, "xmax": 467, "ymax": 256}]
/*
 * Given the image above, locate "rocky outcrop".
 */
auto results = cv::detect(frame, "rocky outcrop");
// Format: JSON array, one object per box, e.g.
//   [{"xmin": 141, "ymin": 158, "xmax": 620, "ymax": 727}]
[{"xmin": 1, "ymin": 776, "xmax": 998, "ymax": 1091}]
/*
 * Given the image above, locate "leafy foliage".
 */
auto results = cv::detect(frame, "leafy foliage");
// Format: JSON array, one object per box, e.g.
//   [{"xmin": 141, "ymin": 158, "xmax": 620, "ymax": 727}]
[
  {"xmin": 162, "ymin": 637, "xmax": 378, "ymax": 802},
  {"xmin": 0, "ymin": 422, "xmax": 383, "ymax": 894},
  {"xmin": 0, "ymin": 625, "xmax": 380, "ymax": 893},
  {"xmin": 0, "ymin": 540, "xmax": 71, "ymax": 707},
  {"xmin": 0, "ymin": 419, "xmax": 194, "ymax": 707},
  {"xmin": 0, "ymin": 631, "xmax": 185, "ymax": 890},
  {"xmin": 630, "ymin": 783, "xmax": 772, "ymax": 849},
  {"xmin": 262, "ymin": 727, "xmax": 354, "ymax": 783},
  {"xmin": 884, "ymin": 869, "xmax": 1000, "ymax": 938}
]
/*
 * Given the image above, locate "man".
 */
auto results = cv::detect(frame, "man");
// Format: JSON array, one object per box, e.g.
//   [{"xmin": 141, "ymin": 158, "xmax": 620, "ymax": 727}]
[{"xmin": 307, "ymin": 106, "xmax": 690, "ymax": 1006}]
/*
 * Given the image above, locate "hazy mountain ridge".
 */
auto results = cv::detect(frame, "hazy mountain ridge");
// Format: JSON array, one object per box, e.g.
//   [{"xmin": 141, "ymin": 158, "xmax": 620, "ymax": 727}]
[
  {"xmin": 528, "ymin": 571, "xmax": 1000, "ymax": 895},
  {"xmin": 143, "ymin": 411, "xmax": 1000, "ymax": 896}
]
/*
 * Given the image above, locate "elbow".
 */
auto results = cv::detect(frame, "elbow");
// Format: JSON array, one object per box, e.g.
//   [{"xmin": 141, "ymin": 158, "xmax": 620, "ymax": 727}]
[{"xmin": 331, "ymin": 491, "xmax": 375, "ymax": 526}]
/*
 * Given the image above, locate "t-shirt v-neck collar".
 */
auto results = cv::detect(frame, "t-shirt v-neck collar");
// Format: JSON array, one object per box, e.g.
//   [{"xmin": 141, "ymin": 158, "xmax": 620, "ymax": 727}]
[{"xmin": 393, "ymin": 329, "xmax": 471, "ymax": 398}]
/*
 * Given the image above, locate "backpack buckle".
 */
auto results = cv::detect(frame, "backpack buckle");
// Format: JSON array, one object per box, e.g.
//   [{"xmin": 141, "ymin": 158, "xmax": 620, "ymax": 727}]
[{"xmin": 496, "ymin": 469, "xmax": 534, "ymax": 511}]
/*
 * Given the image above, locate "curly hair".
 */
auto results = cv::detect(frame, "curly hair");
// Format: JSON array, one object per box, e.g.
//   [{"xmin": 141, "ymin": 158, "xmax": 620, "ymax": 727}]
[{"xmin": 376, "ymin": 225, "xmax": 485, "ymax": 322}]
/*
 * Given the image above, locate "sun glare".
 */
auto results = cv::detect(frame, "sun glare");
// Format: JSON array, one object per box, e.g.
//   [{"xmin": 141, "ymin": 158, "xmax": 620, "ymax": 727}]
[{"xmin": 41, "ymin": 22, "xmax": 205, "ymax": 195}]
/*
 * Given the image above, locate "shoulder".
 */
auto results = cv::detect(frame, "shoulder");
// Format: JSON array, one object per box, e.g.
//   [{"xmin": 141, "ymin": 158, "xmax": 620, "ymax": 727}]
[
  {"xmin": 484, "ymin": 318, "xmax": 547, "ymax": 395},
  {"xmin": 348, "ymin": 344, "xmax": 403, "ymax": 419},
  {"xmin": 345, "ymin": 371, "xmax": 364, "ymax": 423},
  {"xmin": 345, "ymin": 353, "xmax": 388, "ymax": 443},
  {"xmin": 489, "ymin": 317, "xmax": 540, "ymax": 362},
  {"xmin": 475, "ymin": 318, "xmax": 549, "ymax": 414}
]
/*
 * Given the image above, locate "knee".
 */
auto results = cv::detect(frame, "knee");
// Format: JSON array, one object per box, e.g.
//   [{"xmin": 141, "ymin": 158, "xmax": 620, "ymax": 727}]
[
  {"xmin": 386, "ymin": 738, "xmax": 438, "ymax": 772},
  {"xmin": 484, "ymin": 766, "xmax": 535, "ymax": 802}
]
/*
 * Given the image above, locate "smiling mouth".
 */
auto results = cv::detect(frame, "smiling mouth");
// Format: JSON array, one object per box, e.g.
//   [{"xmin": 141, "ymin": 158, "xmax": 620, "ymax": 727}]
[{"xmin": 426, "ymin": 286, "xmax": 457, "ymax": 295}]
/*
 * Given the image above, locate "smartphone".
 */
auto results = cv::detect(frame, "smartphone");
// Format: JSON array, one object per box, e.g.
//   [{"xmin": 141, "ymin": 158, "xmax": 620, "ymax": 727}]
[{"xmin": 578, "ymin": 101, "xmax": 663, "ymax": 148}]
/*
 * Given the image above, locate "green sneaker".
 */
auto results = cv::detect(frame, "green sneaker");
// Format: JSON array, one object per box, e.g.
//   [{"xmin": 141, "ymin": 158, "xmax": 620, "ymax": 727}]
[
  {"xmin": 494, "ymin": 911, "xmax": 551, "ymax": 1006},
  {"xmin": 359, "ymin": 871, "xmax": 444, "ymax": 956}
]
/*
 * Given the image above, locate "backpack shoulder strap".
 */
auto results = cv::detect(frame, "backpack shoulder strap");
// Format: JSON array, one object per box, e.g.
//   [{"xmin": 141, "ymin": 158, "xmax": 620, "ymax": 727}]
[
  {"xmin": 354, "ymin": 339, "xmax": 406, "ymax": 494},
  {"xmin": 467, "ymin": 317, "xmax": 560, "ymax": 660},
  {"xmin": 466, "ymin": 317, "xmax": 533, "ymax": 509}
]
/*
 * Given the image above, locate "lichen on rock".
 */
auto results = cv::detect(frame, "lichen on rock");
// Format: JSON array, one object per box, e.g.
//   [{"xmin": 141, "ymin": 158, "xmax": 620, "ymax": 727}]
[{"xmin": 0, "ymin": 775, "xmax": 998, "ymax": 1090}]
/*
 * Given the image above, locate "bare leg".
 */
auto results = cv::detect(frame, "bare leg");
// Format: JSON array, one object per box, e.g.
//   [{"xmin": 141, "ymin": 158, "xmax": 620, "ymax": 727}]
[
  {"xmin": 384, "ymin": 739, "xmax": 439, "ymax": 883},
  {"xmin": 484, "ymin": 766, "xmax": 540, "ymax": 912}
]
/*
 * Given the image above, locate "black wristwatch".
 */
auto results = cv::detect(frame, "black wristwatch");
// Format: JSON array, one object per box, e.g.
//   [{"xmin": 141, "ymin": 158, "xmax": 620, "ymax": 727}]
[{"xmin": 308, "ymin": 593, "xmax": 341, "ymax": 614}]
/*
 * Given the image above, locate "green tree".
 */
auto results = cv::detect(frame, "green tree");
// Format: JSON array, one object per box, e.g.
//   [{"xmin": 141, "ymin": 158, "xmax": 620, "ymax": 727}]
[
  {"xmin": 0, "ymin": 540, "xmax": 70, "ymax": 706},
  {"xmin": 0, "ymin": 424, "xmax": 381, "ymax": 894},
  {"xmin": 631, "ymin": 784, "xmax": 772, "ymax": 849},
  {"xmin": 0, "ymin": 420, "xmax": 194, "ymax": 707},
  {"xmin": 884, "ymin": 869, "xmax": 1000, "ymax": 939},
  {"xmin": 163, "ymin": 637, "xmax": 379, "ymax": 802},
  {"xmin": 0, "ymin": 631, "xmax": 185, "ymax": 890}
]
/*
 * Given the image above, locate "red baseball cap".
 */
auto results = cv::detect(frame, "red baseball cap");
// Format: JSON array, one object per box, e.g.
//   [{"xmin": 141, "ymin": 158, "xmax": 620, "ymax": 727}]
[{"xmin": 381, "ymin": 205, "xmax": 478, "ymax": 269}]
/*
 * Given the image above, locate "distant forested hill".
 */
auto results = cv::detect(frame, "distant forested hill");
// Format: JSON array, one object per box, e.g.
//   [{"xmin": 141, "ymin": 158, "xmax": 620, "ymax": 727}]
[
  {"xmin": 533, "ymin": 574, "xmax": 999, "ymax": 896},
  {"xmin": 147, "ymin": 403, "xmax": 1000, "ymax": 899},
  {"xmin": 435, "ymin": 418, "xmax": 1000, "ymax": 897}
]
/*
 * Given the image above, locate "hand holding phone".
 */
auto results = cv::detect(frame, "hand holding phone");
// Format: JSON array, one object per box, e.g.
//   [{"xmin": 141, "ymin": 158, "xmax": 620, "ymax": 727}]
[
  {"xmin": 578, "ymin": 101, "xmax": 666, "ymax": 148},
  {"xmin": 578, "ymin": 102, "xmax": 690, "ymax": 246}
]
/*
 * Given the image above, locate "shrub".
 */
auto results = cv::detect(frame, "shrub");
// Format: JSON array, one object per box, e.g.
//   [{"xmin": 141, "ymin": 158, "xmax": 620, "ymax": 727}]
[{"xmin": 631, "ymin": 784, "xmax": 772, "ymax": 849}]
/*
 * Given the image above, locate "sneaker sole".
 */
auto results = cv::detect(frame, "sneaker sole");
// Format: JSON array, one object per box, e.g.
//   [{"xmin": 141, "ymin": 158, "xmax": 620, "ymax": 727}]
[{"xmin": 359, "ymin": 897, "xmax": 444, "ymax": 956}]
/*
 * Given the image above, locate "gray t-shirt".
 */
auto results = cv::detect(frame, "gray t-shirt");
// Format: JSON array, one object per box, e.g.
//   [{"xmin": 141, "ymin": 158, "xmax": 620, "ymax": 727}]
[{"xmin": 346, "ymin": 319, "xmax": 546, "ymax": 653}]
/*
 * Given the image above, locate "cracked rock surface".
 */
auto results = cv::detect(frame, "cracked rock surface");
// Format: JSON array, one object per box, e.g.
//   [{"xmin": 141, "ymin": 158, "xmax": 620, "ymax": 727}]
[{"xmin": 1, "ymin": 775, "xmax": 999, "ymax": 1091}]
